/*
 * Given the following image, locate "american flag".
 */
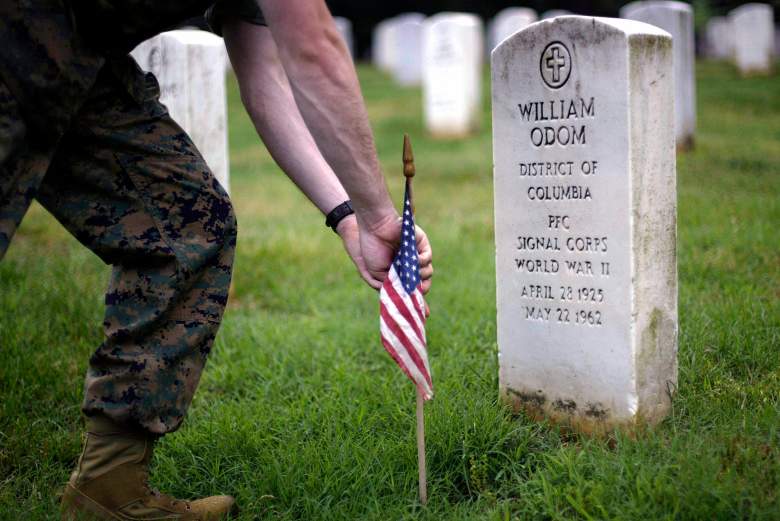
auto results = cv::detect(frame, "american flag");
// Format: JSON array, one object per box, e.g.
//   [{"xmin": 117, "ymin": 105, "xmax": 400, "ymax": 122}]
[{"xmin": 379, "ymin": 184, "xmax": 433, "ymax": 401}]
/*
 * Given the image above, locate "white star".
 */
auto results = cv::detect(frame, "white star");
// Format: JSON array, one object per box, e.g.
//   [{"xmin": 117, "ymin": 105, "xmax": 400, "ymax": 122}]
[
  {"xmin": 404, "ymin": 209, "xmax": 410, "ymax": 215},
  {"xmin": 404, "ymin": 261, "xmax": 409, "ymax": 267},
  {"xmin": 404, "ymin": 251, "xmax": 409, "ymax": 257},
  {"xmin": 403, "ymin": 230, "xmax": 409, "ymax": 236}
]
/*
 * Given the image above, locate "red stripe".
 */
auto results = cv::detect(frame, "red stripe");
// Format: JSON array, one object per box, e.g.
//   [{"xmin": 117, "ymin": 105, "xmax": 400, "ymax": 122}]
[
  {"xmin": 383, "ymin": 275, "xmax": 425, "ymax": 343},
  {"xmin": 380, "ymin": 334, "xmax": 416, "ymax": 385},
  {"xmin": 379, "ymin": 301, "xmax": 432, "ymax": 388},
  {"xmin": 409, "ymin": 288, "xmax": 426, "ymax": 325}
]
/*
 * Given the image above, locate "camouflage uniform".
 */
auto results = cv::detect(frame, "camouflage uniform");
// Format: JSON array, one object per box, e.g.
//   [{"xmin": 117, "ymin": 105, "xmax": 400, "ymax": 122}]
[{"xmin": 0, "ymin": 0, "xmax": 262, "ymax": 434}]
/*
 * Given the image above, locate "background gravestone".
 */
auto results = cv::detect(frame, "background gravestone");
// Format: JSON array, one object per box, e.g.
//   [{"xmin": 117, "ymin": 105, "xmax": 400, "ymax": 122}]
[
  {"xmin": 729, "ymin": 3, "xmax": 775, "ymax": 76},
  {"xmin": 492, "ymin": 16, "xmax": 677, "ymax": 432},
  {"xmin": 373, "ymin": 13, "xmax": 425, "ymax": 80},
  {"xmin": 704, "ymin": 16, "xmax": 734, "ymax": 60},
  {"xmin": 392, "ymin": 16, "xmax": 425, "ymax": 86},
  {"xmin": 422, "ymin": 13, "xmax": 484, "ymax": 138},
  {"xmin": 489, "ymin": 7, "xmax": 538, "ymax": 52},
  {"xmin": 333, "ymin": 17, "xmax": 355, "ymax": 59},
  {"xmin": 540, "ymin": 9, "xmax": 573, "ymax": 19},
  {"xmin": 618, "ymin": 2, "xmax": 643, "ymax": 18},
  {"xmin": 131, "ymin": 30, "xmax": 230, "ymax": 193},
  {"xmin": 622, "ymin": 1, "xmax": 696, "ymax": 150},
  {"xmin": 372, "ymin": 19, "xmax": 394, "ymax": 71}
]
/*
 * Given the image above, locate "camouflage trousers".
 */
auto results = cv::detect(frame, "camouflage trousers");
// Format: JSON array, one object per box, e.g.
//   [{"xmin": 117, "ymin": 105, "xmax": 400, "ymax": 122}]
[{"xmin": 0, "ymin": 1, "xmax": 236, "ymax": 434}]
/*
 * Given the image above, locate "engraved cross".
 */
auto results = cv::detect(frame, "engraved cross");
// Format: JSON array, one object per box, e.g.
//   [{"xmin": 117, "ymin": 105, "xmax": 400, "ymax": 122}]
[{"xmin": 545, "ymin": 47, "xmax": 566, "ymax": 82}]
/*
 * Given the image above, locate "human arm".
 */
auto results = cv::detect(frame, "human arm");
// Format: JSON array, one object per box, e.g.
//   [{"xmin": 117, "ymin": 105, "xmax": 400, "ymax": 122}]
[
  {"xmin": 223, "ymin": 19, "xmax": 379, "ymax": 285},
  {"xmin": 224, "ymin": 5, "xmax": 432, "ymax": 291},
  {"xmin": 255, "ymin": 0, "xmax": 395, "ymax": 231}
]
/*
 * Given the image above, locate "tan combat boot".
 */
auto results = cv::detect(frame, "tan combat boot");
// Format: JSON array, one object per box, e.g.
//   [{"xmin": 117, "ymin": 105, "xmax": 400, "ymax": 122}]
[{"xmin": 61, "ymin": 415, "xmax": 237, "ymax": 520}]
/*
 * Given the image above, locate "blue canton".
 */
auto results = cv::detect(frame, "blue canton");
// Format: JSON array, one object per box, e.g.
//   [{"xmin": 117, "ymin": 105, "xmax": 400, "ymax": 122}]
[{"xmin": 393, "ymin": 186, "xmax": 420, "ymax": 295}]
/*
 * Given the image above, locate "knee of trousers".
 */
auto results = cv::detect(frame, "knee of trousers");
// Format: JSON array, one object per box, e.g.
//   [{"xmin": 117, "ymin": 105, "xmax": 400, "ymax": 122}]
[{"xmin": 169, "ymin": 180, "xmax": 237, "ymax": 278}]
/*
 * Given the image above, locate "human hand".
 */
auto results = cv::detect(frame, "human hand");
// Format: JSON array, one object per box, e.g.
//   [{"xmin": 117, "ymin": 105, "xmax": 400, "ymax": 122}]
[
  {"xmin": 351, "ymin": 214, "xmax": 433, "ymax": 294},
  {"xmin": 336, "ymin": 214, "xmax": 376, "ymax": 289}
]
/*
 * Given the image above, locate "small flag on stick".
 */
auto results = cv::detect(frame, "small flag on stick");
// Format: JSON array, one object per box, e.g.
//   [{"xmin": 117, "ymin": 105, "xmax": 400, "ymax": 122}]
[{"xmin": 379, "ymin": 134, "xmax": 432, "ymax": 504}]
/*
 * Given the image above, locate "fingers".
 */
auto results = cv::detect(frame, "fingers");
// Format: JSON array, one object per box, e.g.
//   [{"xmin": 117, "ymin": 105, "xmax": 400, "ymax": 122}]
[
  {"xmin": 415, "ymin": 226, "xmax": 432, "ymax": 265},
  {"xmin": 362, "ymin": 269, "xmax": 383, "ymax": 291},
  {"xmin": 415, "ymin": 225, "xmax": 433, "ymax": 288}
]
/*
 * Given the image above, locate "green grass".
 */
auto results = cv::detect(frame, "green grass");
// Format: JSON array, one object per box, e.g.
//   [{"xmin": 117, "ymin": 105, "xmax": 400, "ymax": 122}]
[{"xmin": 1, "ymin": 60, "xmax": 779, "ymax": 520}]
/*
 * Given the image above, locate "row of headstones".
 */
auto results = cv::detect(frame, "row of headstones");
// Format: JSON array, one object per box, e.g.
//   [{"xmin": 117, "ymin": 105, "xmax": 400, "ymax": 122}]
[
  {"xmin": 371, "ymin": 10, "xmax": 580, "ymax": 138},
  {"xmin": 373, "ymin": 3, "xmax": 775, "ymax": 151},
  {"xmin": 703, "ymin": 3, "xmax": 776, "ymax": 74},
  {"xmin": 372, "ymin": 5, "xmax": 696, "ymax": 149},
  {"xmin": 374, "ymin": 13, "xmax": 485, "ymax": 138},
  {"xmin": 492, "ymin": 15, "xmax": 678, "ymax": 432},
  {"xmin": 374, "ymin": 2, "xmax": 696, "ymax": 149}
]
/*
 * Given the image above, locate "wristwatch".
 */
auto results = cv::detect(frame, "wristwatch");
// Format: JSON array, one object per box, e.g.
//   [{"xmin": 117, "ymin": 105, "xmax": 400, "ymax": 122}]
[{"xmin": 325, "ymin": 200, "xmax": 354, "ymax": 233}]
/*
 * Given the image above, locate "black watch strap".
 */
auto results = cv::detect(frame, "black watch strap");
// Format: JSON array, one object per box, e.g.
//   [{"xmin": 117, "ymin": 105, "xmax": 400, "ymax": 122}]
[{"xmin": 325, "ymin": 200, "xmax": 354, "ymax": 233}]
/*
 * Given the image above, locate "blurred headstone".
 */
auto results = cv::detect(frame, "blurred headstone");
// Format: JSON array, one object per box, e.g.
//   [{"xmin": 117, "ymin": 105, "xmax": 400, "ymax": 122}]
[
  {"xmin": 373, "ymin": 19, "xmax": 394, "ymax": 71},
  {"xmin": 492, "ymin": 16, "xmax": 677, "ymax": 432},
  {"xmin": 622, "ymin": 1, "xmax": 696, "ymax": 150},
  {"xmin": 704, "ymin": 16, "xmax": 734, "ymax": 60},
  {"xmin": 729, "ymin": 3, "xmax": 775, "ymax": 76},
  {"xmin": 618, "ymin": 2, "xmax": 643, "ymax": 18},
  {"xmin": 371, "ymin": 13, "xmax": 425, "ymax": 77},
  {"xmin": 489, "ymin": 7, "xmax": 538, "ymax": 52},
  {"xmin": 132, "ymin": 30, "xmax": 230, "ymax": 192},
  {"xmin": 776, "ymin": 28, "xmax": 780, "ymax": 57},
  {"xmin": 422, "ymin": 13, "xmax": 484, "ymax": 138},
  {"xmin": 393, "ymin": 15, "xmax": 425, "ymax": 85},
  {"xmin": 334, "ymin": 17, "xmax": 355, "ymax": 59},
  {"xmin": 541, "ymin": 10, "xmax": 573, "ymax": 20}
]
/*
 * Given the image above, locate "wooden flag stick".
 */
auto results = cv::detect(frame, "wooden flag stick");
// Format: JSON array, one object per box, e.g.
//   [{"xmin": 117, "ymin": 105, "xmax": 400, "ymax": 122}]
[
  {"xmin": 416, "ymin": 387, "xmax": 428, "ymax": 505},
  {"xmin": 403, "ymin": 134, "xmax": 427, "ymax": 505},
  {"xmin": 403, "ymin": 134, "xmax": 415, "ymax": 213}
]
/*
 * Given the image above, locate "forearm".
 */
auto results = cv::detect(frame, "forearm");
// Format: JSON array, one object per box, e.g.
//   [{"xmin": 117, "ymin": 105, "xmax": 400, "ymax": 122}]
[
  {"xmin": 257, "ymin": 0, "xmax": 396, "ymax": 229},
  {"xmin": 224, "ymin": 21, "xmax": 347, "ymax": 215}
]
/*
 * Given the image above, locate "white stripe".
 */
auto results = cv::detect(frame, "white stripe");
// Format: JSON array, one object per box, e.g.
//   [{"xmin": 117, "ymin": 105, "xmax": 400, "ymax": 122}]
[
  {"xmin": 411, "ymin": 288, "xmax": 428, "ymax": 343},
  {"xmin": 388, "ymin": 267, "xmax": 426, "ymax": 337},
  {"xmin": 380, "ymin": 287, "xmax": 431, "ymax": 372},
  {"xmin": 380, "ymin": 316, "xmax": 433, "ymax": 399}
]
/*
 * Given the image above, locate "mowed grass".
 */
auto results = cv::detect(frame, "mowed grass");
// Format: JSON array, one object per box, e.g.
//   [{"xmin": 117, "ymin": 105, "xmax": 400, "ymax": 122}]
[{"xmin": 1, "ymin": 60, "xmax": 779, "ymax": 520}]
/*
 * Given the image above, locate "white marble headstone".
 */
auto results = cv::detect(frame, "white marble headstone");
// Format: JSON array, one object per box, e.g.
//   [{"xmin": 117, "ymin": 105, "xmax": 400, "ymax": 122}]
[
  {"xmin": 704, "ymin": 16, "xmax": 734, "ymax": 60},
  {"xmin": 373, "ymin": 20, "xmax": 394, "ymax": 71},
  {"xmin": 489, "ymin": 8, "xmax": 538, "ymax": 52},
  {"xmin": 729, "ymin": 3, "xmax": 775, "ymax": 75},
  {"xmin": 492, "ymin": 16, "xmax": 678, "ymax": 431},
  {"xmin": 618, "ymin": 2, "xmax": 643, "ymax": 19},
  {"xmin": 333, "ymin": 17, "xmax": 355, "ymax": 59},
  {"xmin": 622, "ymin": 1, "xmax": 696, "ymax": 150},
  {"xmin": 541, "ymin": 10, "xmax": 573, "ymax": 20},
  {"xmin": 422, "ymin": 13, "xmax": 484, "ymax": 138},
  {"xmin": 131, "ymin": 30, "xmax": 230, "ymax": 193},
  {"xmin": 392, "ymin": 16, "xmax": 425, "ymax": 85},
  {"xmin": 776, "ymin": 28, "xmax": 780, "ymax": 57}
]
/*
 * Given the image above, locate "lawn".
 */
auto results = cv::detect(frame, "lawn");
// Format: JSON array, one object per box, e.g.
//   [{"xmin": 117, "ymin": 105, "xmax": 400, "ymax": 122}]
[{"xmin": 1, "ymin": 61, "xmax": 778, "ymax": 520}]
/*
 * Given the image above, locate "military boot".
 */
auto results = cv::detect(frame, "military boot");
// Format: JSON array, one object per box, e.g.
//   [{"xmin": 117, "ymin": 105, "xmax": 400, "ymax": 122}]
[{"xmin": 61, "ymin": 415, "xmax": 237, "ymax": 520}]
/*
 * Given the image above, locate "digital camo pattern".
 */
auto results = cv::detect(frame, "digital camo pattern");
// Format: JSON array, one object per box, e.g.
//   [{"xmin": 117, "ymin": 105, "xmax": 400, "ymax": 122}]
[{"xmin": 0, "ymin": 1, "xmax": 236, "ymax": 434}]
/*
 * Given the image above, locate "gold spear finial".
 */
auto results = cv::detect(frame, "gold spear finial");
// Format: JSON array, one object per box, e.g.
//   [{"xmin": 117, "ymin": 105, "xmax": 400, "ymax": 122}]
[
  {"xmin": 402, "ymin": 134, "xmax": 416, "ymax": 212},
  {"xmin": 403, "ymin": 133, "xmax": 415, "ymax": 179}
]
